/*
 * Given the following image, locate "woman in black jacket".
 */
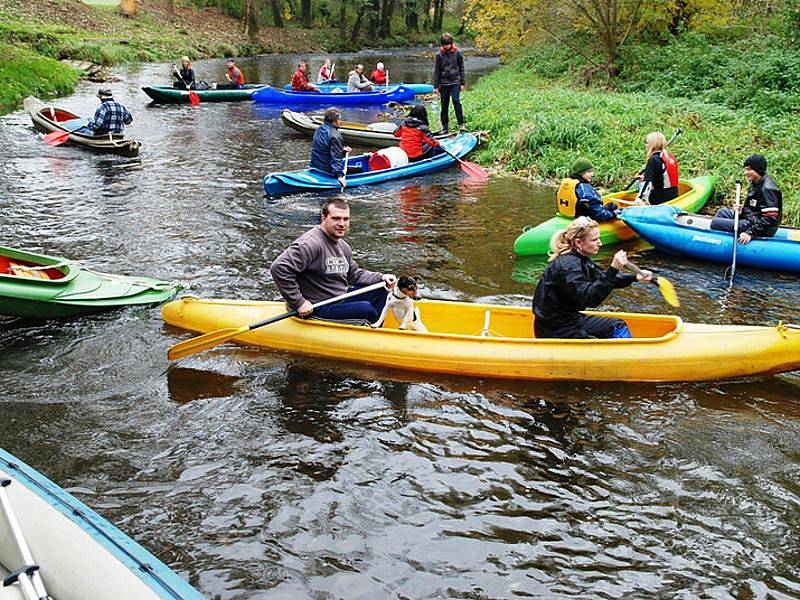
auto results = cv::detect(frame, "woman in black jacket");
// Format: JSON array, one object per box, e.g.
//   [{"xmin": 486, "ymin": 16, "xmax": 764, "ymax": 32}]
[
  {"xmin": 532, "ymin": 217, "xmax": 652, "ymax": 339},
  {"xmin": 636, "ymin": 131, "xmax": 679, "ymax": 204},
  {"xmin": 173, "ymin": 56, "xmax": 196, "ymax": 90}
]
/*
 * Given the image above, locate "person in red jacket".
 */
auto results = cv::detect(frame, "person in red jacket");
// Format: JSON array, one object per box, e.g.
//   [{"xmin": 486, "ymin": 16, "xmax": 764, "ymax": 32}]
[
  {"xmin": 371, "ymin": 62, "xmax": 388, "ymax": 85},
  {"xmin": 393, "ymin": 105, "xmax": 440, "ymax": 162},
  {"xmin": 291, "ymin": 60, "xmax": 319, "ymax": 92}
]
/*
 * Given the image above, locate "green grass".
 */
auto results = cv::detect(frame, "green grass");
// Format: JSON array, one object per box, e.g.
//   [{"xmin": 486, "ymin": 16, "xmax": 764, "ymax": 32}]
[
  {"xmin": 464, "ymin": 65, "xmax": 800, "ymax": 225},
  {"xmin": 0, "ymin": 42, "xmax": 80, "ymax": 112}
]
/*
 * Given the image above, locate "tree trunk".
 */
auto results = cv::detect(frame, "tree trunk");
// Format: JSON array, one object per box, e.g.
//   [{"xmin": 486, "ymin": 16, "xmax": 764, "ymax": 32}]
[
  {"xmin": 422, "ymin": 0, "xmax": 431, "ymax": 30},
  {"xmin": 405, "ymin": 0, "xmax": 418, "ymax": 32},
  {"xmin": 368, "ymin": 0, "xmax": 380, "ymax": 38},
  {"xmin": 246, "ymin": 0, "xmax": 262, "ymax": 39},
  {"xmin": 270, "ymin": 0, "xmax": 284, "ymax": 27},
  {"xmin": 350, "ymin": 3, "xmax": 367, "ymax": 44},
  {"xmin": 338, "ymin": 0, "xmax": 348, "ymax": 39},
  {"xmin": 379, "ymin": 0, "xmax": 395, "ymax": 37},
  {"xmin": 301, "ymin": 0, "xmax": 312, "ymax": 27},
  {"xmin": 166, "ymin": 0, "xmax": 174, "ymax": 17},
  {"xmin": 433, "ymin": 0, "xmax": 445, "ymax": 30}
]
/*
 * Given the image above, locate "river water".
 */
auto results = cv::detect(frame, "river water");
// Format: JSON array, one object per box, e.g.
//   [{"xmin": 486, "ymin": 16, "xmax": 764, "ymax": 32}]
[{"xmin": 2, "ymin": 49, "xmax": 800, "ymax": 598}]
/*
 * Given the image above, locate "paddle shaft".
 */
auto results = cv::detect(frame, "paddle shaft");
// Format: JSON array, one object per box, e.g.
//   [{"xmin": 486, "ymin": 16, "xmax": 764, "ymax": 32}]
[
  {"xmin": 624, "ymin": 128, "xmax": 683, "ymax": 191},
  {"xmin": 340, "ymin": 150, "xmax": 350, "ymax": 190},
  {"xmin": 730, "ymin": 180, "xmax": 742, "ymax": 284},
  {"xmin": 167, "ymin": 280, "xmax": 387, "ymax": 361},
  {"xmin": 626, "ymin": 260, "xmax": 660, "ymax": 291}
]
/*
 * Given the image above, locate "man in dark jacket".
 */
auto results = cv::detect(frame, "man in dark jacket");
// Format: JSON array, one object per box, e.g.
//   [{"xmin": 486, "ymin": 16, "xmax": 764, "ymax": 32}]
[
  {"xmin": 309, "ymin": 108, "xmax": 351, "ymax": 186},
  {"xmin": 711, "ymin": 154, "xmax": 782, "ymax": 244},
  {"xmin": 433, "ymin": 32, "xmax": 466, "ymax": 133}
]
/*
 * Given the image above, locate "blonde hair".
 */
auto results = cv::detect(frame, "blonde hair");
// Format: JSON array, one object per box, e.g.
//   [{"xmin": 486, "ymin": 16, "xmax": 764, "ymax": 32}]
[
  {"xmin": 645, "ymin": 131, "xmax": 667, "ymax": 160},
  {"xmin": 548, "ymin": 216, "xmax": 599, "ymax": 261}
]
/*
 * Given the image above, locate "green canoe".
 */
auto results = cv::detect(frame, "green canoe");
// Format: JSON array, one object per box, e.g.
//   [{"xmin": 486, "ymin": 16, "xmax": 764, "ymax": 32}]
[
  {"xmin": 0, "ymin": 246, "xmax": 180, "ymax": 319},
  {"xmin": 513, "ymin": 175, "xmax": 717, "ymax": 257},
  {"xmin": 142, "ymin": 84, "xmax": 267, "ymax": 103}
]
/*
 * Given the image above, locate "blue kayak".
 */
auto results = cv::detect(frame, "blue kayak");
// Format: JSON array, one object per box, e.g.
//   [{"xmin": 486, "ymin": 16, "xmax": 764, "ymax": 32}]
[
  {"xmin": 252, "ymin": 85, "xmax": 416, "ymax": 105},
  {"xmin": 621, "ymin": 204, "xmax": 800, "ymax": 273},
  {"xmin": 264, "ymin": 133, "xmax": 478, "ymax": 198},
  {"xmin": 283, "ymin": 82, "xmax": 434, "ymax": 95}
]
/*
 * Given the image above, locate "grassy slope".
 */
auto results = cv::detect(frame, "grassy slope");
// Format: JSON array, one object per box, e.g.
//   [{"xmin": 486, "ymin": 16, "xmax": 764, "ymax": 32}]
[
  {"xmin": 465, "ymin": 34, "xmax": 800, "ymax": 224},
  {"xmin": 0, "ymin": 43, "xmax": 80, "ymax": 112}
]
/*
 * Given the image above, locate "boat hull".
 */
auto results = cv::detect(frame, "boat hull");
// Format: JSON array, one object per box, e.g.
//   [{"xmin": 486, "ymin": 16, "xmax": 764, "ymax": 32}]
[
  {"xmin": 162, "ymin": 297, "xmax": 800, "ymax": 382},
  {"xmin": 263, "ymin": 133, "xmax": 478, "ymax": 197},
  {"xmin": 0, "ymin": 246, "xmax": 179, "ymax": 319},
  {"xmin": 513, "ymin": 175, "xmax": 717, "ymax": 256},
  {"xmin": 621, "ymin": 204, "xmax": 800, "ymax": 272},
  {"xmin": 142, "ymin": 84, "xmax": 266, "ymax": 103},
  {"xmin": 283, "ymin": 82, "xmax": 434, "ymax": 95},
  {"xmin": 24, "ymin": 96, "xmax": 140, "ymax": 157},
  {"xmin": 252, "ymin": 85, "xmax": 417, "ymax": 105},
  {"xmin": 0, "ymin": 448, "xmax": 204, "ymax": 600}
]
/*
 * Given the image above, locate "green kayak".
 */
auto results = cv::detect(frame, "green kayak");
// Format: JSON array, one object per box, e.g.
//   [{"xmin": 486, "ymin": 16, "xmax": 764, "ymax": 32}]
[
  {"xmin": 0, "ymin": 246, "xmax": 180, "ymax": 319},
  {"xmin": 142, "ymin": 84, "xmax": 267, "ymax": 103},
  {"xmin": 513, "ymin": 175, "xmax": 716, "ymax": 256}
]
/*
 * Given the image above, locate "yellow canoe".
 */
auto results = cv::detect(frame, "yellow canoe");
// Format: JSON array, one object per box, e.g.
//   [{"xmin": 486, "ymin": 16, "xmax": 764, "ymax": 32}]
[{"xmin": 162, "ymin": 297, "xmax": 800, "ymax": 382}]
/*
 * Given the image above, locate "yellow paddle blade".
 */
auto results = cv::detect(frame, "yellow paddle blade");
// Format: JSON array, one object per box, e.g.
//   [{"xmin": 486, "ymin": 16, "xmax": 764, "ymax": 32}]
[
  {"xmin": 167, "ymin": 325, "xmax": 249, "ymax": 361},
  {"xmin": 656, "ymin": 276, "xmax": 680, "ymax": 308}
]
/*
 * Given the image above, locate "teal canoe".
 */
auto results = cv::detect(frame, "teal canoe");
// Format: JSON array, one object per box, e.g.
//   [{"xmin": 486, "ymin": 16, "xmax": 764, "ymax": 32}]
[
  {"xmin": 0, "ymin": 447, "xmax": 205, "ymax": 599},
  {"xmin": 142, "ymin": 84, "xmax": 267, "ymax": 103},
  {"xmin": 513, "ymin": 175, "xmax": 717, "ymax": 257},
  {"xmin": 0, "ymin": 246, "xmax": 180, "ymax": 319}
]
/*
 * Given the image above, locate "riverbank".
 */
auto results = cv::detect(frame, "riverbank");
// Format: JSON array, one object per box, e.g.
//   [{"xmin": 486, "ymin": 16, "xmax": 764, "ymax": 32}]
[
  {"xmin": 0, "ymin": 0, "xmax": 321, "ymax": 112},
  {"xmin": 465, "ymin": 40, "xmax": 800, "ymax": 225}
]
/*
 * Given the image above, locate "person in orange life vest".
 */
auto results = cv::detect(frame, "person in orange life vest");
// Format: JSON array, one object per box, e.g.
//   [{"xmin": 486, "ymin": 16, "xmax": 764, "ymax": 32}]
[
  {"xmin": 636, "ymin": 131, "xmax": 679, "ymax": 204},
  {"xmin": 218, "ymin": 58, "xmax": 244, "ymax": 90},
  {"xmin": 371, "ymin": 62, "xmax": 388, "ymax": 85},
  {"xmin": 393, "ymin": 105, "xmax": 440, "ymax": 162},
  {"xmin": 292, "ymin": 60, "xmax": 320, "ymax": 92}
]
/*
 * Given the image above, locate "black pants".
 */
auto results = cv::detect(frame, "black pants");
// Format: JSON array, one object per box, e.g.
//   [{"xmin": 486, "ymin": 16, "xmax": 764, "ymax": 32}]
[
  {"xmin": 439, "ymin": 83, "xmax": 464, "ymax": 132},
  {"xmin": 535, "ymin": 315, "xmax": 628, "ymax": 339},
  {"xmin": 710, "ymin": 207, "xmax": 751, "ymax": 233}
]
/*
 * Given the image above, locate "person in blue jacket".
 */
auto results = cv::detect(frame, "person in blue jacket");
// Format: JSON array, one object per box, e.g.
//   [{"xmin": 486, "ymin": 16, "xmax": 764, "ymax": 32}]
[
  {"xmin": 309, "ymin": 108, "xmax": 352, "ymax": 186},
  {"xmin": 571, "ymin": 158, "xmax": 618, "ymax": 222}
]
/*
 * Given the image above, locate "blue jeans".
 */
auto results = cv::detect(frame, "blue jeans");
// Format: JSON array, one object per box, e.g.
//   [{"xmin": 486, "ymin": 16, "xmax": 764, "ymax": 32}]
[
  {"xmin": 439, "ymin": 83, "xmax": 464, "ymax": 131},
  {"xmin": 313, "ymin": 286, "xmax": 388, "ymax": 322},
  {"xmin": 710, "ymin": 207, "xmax": 751, "ymax": 233}
]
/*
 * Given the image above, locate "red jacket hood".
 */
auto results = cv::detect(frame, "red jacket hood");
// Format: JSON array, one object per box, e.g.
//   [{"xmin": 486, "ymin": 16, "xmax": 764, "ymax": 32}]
[{"xmin": 440, "ymin": 44, "xmax": 459, "ymax": 54}]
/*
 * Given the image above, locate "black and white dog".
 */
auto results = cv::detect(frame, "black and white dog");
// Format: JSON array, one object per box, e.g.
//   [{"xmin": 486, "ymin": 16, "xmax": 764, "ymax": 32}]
[{"xmin": 371, "ymin": 275, "xmax": 427, "ymax": 332}]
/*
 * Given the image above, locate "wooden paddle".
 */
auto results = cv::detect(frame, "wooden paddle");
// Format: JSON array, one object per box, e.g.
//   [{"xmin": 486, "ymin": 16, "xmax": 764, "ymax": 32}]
[
  {"xmin": 439, "ymin": 145, "xmax": 489, "ymax": 181},
  {"xmin": 174, "ymin": 65, "xmax": 200, "ymax": 105},
  {"xmin": 168, "ymin": 281, "xmax": 387, "ymax": 361},
  {"xmin": 626, "ymin": 260, "xmax": 680, "ymax": 307},
  {"xmin": 623, "ymin": 128, "xmax": 683, "ymax": 191}
]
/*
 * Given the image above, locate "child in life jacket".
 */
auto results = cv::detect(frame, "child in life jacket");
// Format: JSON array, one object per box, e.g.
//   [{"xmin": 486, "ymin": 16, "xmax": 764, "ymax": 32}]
[{"xmin": 393, "ymin": 105, "xmax": 440, "ymax": 162}]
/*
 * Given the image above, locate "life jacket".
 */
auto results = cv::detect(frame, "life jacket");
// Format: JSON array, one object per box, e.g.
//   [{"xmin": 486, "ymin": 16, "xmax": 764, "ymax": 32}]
[
  {"xmin": 556, "ymin": 178, "xmax": 580, "ymax": 217},
  {"xmin": 661, "ymin": 150, "xmax": 679, "ymax": 188},
  {"xmin": 227, "ymin": 66, "xmax": 244, "ymax": 85}
]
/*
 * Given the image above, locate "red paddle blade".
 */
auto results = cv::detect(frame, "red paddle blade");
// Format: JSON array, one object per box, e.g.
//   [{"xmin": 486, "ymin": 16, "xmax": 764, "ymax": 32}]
[
  {"xmin": 44, "ymin": 130, "xmax": 71, "ymax": 146},
  {"xmin": 189, "ymin": 91, "xmax": 201, "ymax": 105},
  {"xmin": 459, "ymin": 160, "xmax": 489, "ymax": 181}
]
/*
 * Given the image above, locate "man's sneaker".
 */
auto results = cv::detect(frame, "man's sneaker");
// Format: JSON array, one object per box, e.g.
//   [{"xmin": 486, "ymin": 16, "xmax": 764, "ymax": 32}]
[{"xmin": 458, "ymin": 124, "xmax": 468, "ymax": 132}]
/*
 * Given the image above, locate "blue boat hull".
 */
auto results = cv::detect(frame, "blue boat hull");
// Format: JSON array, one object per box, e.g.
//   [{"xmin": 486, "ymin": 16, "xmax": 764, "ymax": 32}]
[
  {"xmin": 283, "ymin": 82, "xmax": 434, "ymax": 95},
  {"xmin": 621, "ymin": 204, "xmax": 800, "ymax": 273},
  {"xmin": 264, "ymin": 133, "xmax": 479, "ymax": 198},
  {"xmin": 252, "ymin": 85, "xmax": 417, "ymax": 105},
  {"xmin": 0, "ymin": 447, "xmax": 204, "ymax": 599}
]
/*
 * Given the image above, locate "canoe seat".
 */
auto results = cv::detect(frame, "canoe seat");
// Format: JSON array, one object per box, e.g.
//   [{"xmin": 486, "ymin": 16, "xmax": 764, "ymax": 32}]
[{"xmin": 8, "ymin": 263, "xmax": 51, "ymax": 280}]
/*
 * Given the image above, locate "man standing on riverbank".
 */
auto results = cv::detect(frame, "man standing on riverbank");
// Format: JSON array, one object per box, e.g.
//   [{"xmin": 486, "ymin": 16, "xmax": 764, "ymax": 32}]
[
  {"xmin": 270, "ymin": 198, "xmax": 396, "ymax": 322},
  {"xmin": 434, "ymin": 32, "xmax": 466, "ymax": 133}
]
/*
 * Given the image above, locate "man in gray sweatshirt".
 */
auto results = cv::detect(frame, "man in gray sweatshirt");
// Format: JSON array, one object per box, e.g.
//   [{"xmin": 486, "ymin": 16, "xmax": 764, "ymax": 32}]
[{"xmin": 270, "ymin": 198, "xmax": 396, "ymax": 322}]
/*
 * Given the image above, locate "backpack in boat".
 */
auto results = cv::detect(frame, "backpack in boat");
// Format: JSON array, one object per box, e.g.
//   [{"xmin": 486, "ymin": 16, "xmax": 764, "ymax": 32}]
[
  {"xmin": 195, "ymin": 81, "xmax": 210, "ymax": 91},
  {"xmin": 556, "ymin": 178, "xmax": 580, "ymax": 217}
]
